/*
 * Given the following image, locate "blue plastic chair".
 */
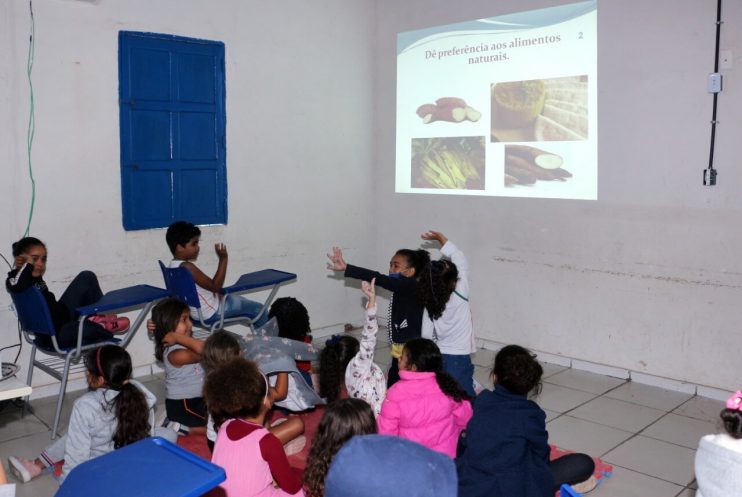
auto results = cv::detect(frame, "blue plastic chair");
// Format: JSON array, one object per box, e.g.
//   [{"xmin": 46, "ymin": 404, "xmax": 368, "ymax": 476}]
[
  {"xmin": 159, "ymin": 261, "xmax": 296, "ymax": 334},
  {"xmin": 56, "ymin": 437, "xmax": 225, "ymax": 497},
  {"xmin": 9, "ymin": 287, "xmax": 118, "ymax": 439}
]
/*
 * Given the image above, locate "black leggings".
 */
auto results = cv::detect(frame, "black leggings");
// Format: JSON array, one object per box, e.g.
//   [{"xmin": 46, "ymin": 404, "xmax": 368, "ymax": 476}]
[{"xmin": 550, "ymin": 453, "xmax": 595, "ymax": 491}]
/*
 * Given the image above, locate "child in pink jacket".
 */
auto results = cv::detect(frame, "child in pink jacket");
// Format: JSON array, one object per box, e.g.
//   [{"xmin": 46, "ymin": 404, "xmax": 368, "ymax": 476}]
[{"xmin": 377, "ymin": 338, "xmax": 473, "ymax": 458}]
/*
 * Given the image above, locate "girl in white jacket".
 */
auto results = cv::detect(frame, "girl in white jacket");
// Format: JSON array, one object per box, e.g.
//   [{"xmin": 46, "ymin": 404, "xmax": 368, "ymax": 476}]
[
  {"xmin": 695, "ymin": 390, "xmax": 742, "ymax": 497},
  {"xmin": 8, "ymin": 345, "xmax": 173, "ymax": 483}
]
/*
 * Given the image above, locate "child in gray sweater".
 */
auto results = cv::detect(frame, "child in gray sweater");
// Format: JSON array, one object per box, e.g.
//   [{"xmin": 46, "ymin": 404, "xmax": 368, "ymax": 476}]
[{"xmin": 7, "ymin": 346, "xmax": 175, "ymax": 484}]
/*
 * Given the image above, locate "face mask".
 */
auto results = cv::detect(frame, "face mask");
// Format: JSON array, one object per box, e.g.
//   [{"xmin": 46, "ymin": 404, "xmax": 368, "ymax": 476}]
[{"xmin": 388, "ymin": 272, "xmax": 403, "ymax": 279}]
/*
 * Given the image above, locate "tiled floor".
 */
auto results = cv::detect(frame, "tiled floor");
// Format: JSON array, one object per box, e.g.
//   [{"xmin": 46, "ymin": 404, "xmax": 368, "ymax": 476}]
[{"xmin": 0, "ymin": 340, "xmax": 721, "ymax": 496}]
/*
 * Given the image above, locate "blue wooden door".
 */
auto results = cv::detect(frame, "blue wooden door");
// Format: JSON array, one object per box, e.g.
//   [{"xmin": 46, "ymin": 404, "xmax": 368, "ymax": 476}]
[{"xmin": 119, "ymin": 31, "xmax": 227, "ymax": 230}]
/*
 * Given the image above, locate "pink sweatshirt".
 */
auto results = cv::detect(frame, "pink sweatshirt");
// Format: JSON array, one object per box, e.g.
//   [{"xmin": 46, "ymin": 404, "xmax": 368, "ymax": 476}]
[{"xmin": 377, "ymin": 370, "xmax": 473, "ymax": 458}]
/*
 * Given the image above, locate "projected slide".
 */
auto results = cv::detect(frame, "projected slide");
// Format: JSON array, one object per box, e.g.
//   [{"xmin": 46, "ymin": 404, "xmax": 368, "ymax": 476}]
[{"xmin": 396, "ymin": 1, "xmax": 597, "ymax": 200}]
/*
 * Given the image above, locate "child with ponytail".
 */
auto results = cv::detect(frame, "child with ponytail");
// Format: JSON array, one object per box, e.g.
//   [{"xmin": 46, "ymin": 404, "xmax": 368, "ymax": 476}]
[
  {"xmin": 377, "ymin": 338, "xmax": 472, "ymax": 458},
  {"xmin": 8, "ymin": 345, "xmax": 169, "ymax": 483},
  {"xmin": 695, "ymin": 390, "xmax": 742, "ymax": 497}
]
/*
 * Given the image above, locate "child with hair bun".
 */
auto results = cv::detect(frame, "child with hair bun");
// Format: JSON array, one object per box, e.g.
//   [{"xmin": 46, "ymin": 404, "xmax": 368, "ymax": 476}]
[
  {"xmin": 204, "ymin": 357, "xmax": 304, "ymax": 496},
  {"xmin": 457, "ymin": 345, "xmax": 596, "ymax": 497},
  {"xmin": 377, "ymin": 338, "xmax": 472, "ymax": 457},
  {"xmin": 695, "ymin": 390, "xmax": 742, "ymax": 497}
]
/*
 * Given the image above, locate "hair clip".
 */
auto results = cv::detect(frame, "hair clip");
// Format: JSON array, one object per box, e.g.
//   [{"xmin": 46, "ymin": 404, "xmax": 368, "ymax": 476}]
[{"xmin": 726, "ymin": 390, "xmax": 742, "ymax": 411}]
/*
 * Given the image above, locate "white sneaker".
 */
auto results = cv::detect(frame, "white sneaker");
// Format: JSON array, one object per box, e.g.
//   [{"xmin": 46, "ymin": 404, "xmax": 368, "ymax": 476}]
[{"xmin": 8, "ymin": 456, "xmax": 43, "ymax": 483}]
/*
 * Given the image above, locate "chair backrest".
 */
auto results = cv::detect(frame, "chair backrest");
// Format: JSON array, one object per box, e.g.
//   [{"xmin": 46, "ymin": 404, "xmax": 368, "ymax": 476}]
[
  {"xmin": 158, "ymin": 260, "xmax": 202, "ymax": 310},
  {"xmin": 8, "ymin": 286, "xmax": 57, "ymax": 337}
]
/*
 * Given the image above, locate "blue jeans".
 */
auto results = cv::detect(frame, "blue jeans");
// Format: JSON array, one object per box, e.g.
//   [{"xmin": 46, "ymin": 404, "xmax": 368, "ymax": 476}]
[
  {"xmin": 442, "ymin": 353, "xmax": 475, "ymax": 398},
  {"xmin": 221, "ymin": 294, "xmax": 269, "ymax": 328}
]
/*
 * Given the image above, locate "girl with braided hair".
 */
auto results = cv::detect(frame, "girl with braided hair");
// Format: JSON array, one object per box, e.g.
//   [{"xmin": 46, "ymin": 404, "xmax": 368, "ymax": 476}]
[{"xmin": 417, "ymin": 230, "xmax": 476, "ymax": 397}]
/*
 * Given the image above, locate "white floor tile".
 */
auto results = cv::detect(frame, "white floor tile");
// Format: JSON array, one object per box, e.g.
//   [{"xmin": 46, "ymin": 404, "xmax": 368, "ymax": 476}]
[
  {"xmin": 544, "ymin": 409, "xmax": 561, "ymax": 422},
  {"xmin": 542, "ymin": 362, "xmax": 569, "ymax": 379},
  {"xmin": 642, "ymin": 413, "xmax": 721, "ymax": 449},
  {"xmin": 569, "ymin": 396, "xmax": 665, "ymax": 433},
  {"xmin": 603, "ymin": 435, "xmax": 696, "ymax": 486},
  {"xmin": 473, "ymin": 366, "xmax": 493, "ymax": 391},
  {"xmin": 676, "ymin": 487, "xmax": 697, "ymax": 496},
  {"xmin": 672, "ymin": 396, "xmax": 724, "ymax": 423},
  {"xmin": 0, "ymin": 404, "xmax": 52, "ymax": 443},
  {"xmin": 472, "ymin": 348, "xmax": 496, "ymax": 368},
  {"xmin": 605, "ymin": 382, "xmax": 693, "ymax": 411},
  {"xmin": 546, "ymin": 415, "xmax": 633, "ymax": 456},
  {"xmin": 588, "ymin": 465, "xmax": 684, "ymax": 497},
  {"xmin": 545, "ymin": 369, "xmax": 626, "ymax": 395},
  {"xmin": 532, "ymin": 382, "xmax": 597, "ymax": 413}
]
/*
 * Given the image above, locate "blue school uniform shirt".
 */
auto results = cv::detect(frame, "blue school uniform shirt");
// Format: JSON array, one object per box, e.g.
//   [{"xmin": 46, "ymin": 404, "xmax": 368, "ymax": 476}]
[{"xmin": 457, "ymin": 384, "xmax": 554, "ymax": 497}]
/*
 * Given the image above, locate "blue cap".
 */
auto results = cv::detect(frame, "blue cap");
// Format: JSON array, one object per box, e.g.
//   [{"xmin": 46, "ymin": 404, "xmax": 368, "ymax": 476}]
[{"xmin": 325, "ymin": 435, "xmax": 457, "ymax": 497}]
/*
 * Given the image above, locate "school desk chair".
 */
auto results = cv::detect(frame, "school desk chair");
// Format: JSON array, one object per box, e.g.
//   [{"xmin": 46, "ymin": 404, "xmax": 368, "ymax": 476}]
[
  {"xmin": 158, "ymin": 261, "xmax": 296, "ymax": 335},
  {"xmin": 9, "ymin": 284, "xmax": 169, "ymax": 439},
  {"xmin": 55, "ymin": 437, "xmax": 225, "ymax": 497}
]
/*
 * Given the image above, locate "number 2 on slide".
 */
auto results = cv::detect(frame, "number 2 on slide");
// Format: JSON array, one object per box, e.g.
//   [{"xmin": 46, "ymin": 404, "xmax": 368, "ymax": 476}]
[{"xmin": 578, "ymin": 31, "xmax": 584, "ymax": 39}]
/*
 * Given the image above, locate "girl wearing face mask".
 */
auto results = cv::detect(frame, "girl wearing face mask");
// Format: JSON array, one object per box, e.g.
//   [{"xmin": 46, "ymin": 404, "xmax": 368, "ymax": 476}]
[{"xmin": 327, "ymin": 245, "xmax": 430, "ymax": 387}]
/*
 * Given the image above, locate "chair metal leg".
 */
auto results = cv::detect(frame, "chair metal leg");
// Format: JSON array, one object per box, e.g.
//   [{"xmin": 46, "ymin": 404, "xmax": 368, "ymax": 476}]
[
  {"xmin": 52, "ymin": 356, "xmax": 73, "ymax": 440},
  {"xmin": 21, "ymin": 346, "xmax": 37, "ymax": 419}
]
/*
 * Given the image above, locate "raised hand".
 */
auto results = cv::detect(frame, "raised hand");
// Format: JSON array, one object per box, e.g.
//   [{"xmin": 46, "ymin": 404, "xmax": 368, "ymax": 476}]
[
  {"xmin": 421, "ymin": 230, "xmax": 448, "ymax": 246},
  {"xmin": 326, "ymin": 246, "xmax": 347, "ymax": 271},
  {"xmin": 361, "ymin": 278, "xmax": 376, "ymax": 308},
  {"xmin": 214, "ymin": 243, "xmax": 228, "ymax": 260}
]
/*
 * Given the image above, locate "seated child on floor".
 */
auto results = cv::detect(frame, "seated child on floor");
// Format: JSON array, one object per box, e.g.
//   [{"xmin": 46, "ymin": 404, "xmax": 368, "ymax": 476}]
[
  {"xmin": 695, "ymin": 390, "xmax": 742, "ymax": 497},
  {"xmin": 8, "ymin": 345, "xmax": 173, "ymax": 484},
  {"xmin": 303, "ymin": 398, "xmax": 378, "ymax": 497},
  {"xmin": 165, "ymin": 221, "xmax": 268, "ymax": 327},
  {"xmin": 6, "ymin": 237, "xmax": 129, "ymax": 348},
  {"xmin": 202, "ymin": 331, "xmax": 304, "ymax": 453},
  {"xmin": 152, "ymin": 297, "xmax": 207, "ymax": 436},
  {"xmin": 377, "ymin": 338, "xmax": 472, "ymax": 458},
  {"xmin": 269, "ymin": 297, "xmax": 314, "ymax": 385},
  {"xmin": 204, "ymin": 357, "xmax": 304, "ymax": 496},
  {"xmin": 319, "ymin": 279, "xmax": 386, "ymax": 416},
  {"xmin": 456, "ymin": 345, "xmax": 596, "ymax": 497}
]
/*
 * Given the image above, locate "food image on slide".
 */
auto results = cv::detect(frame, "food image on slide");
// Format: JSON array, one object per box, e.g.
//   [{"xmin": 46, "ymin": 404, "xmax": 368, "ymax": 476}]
[
  {"xmin": 491, "ymin": 76, "xmax": 588, "ymax": 143},
  {"xmin": 395, "ymin": 0, "xmax": 597, "ymax": 200},
  {"xmin": 412, "ymin": 137, "xmax": 485, "ymax": 190}
]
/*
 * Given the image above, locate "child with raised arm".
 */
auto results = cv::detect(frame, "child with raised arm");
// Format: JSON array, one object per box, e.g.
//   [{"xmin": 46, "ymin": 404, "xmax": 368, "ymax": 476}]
[
  {"xmin": 327, "ymin": 246, "xmax": 429, "ymax": 386},
  {"xmin": 319, "ymin": 279, "xmax": 387, "ymax": 416},
  {"xmin": 166, "ymin": 221, "xmax": 268, "ymax": 327},
  {"xmin": 417, "ymin": 230, "xmax": 476, "ymax": 397}
]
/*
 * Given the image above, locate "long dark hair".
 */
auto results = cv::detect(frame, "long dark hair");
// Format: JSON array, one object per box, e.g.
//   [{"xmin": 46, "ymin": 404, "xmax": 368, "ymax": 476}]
[
  {"xmin": 84, "ymin": 345, "xmax": 150, "ymax": 449},
  {"xmin": 319, "ymin": 336, "xmax": 360, "ymax": 404},
  {"xmin": 203, "ymin": 358, "xmax": 266, "ymax": 433},
  {"xmin": 269, "ymin": 297, "xmax": 311, "ymax": 341},
  {"xmin": 417, "ymin": 260, "xmax": 458, "ymax": 320},
  {"xmin": 403, "ymin": 338, "xmax": 470, "ymax": 402},
  {"xmin": 395, "ymin": 248, "xmax": 431, "ymax": 276},
  {"xmin": 493, "ymin": 345, "xmax": 543, "ymax": 395},
  {"xmin": 303, "ymin": 398, "xmax": 377, "ymax": 497},
  {"xmin": 151, "ymin": 297, "xmax": 190, "ymax": 361}
]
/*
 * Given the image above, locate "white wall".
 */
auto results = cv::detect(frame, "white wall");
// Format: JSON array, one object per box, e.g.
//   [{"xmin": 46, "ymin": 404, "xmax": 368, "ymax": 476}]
[
  {"xmin": 0, "ymin": 0, "xmax": 377, "ymax": 387},
  {"xmin": 373, "ymin": 0, "xmax": 742, "ymax": 391},
  {"xmin": 3, "ymin": 0, "xmax": 741, "ymax": 394}
]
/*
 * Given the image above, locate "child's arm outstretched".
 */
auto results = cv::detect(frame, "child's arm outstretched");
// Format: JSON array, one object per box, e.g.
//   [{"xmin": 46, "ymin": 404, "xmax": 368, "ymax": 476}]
[
  {"xmin": 327, "ymin": 246, "xmax": 412, "ymax": 292},
  {"xmin": 346, "ymin": 279, "xmax": 382, "ymax": 383},
  {"xmin": 181, "ymin": 243, "xmax": 228, "ymax": 293},
  {"xmin": 162, "ymin": 333, "xmax": 204, "ymax": 366}
]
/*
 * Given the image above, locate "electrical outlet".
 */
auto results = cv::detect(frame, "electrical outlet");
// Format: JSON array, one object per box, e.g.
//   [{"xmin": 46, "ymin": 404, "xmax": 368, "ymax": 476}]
[{"xmin": 720, "ymin": 50, "xmax": 733, "ymax": 70}]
